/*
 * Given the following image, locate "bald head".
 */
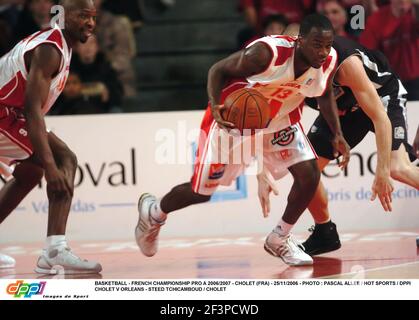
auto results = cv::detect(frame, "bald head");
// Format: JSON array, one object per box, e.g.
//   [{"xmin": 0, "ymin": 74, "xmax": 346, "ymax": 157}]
[
  {"xmin": 59, "ymin": 0, "xmax": 96, "ymax": 46},
  {"xmin": 59, "ymin": 0, "xmax": 95, "ymax": 11}
]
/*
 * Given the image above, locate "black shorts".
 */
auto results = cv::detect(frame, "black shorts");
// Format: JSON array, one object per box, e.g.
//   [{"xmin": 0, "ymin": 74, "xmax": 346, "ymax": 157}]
[{"xmin": 307, "ymin": 91, "xmax": 414, "ymax": 161}]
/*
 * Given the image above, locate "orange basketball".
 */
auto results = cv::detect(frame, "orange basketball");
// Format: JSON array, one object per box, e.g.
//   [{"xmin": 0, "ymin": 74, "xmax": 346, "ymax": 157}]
[{"xmin": 222, "ymin": 88, "xmax": 270, "ymax": 133}]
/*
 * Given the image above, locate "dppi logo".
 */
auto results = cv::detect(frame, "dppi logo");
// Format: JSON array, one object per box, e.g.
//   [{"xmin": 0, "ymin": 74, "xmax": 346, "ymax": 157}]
[{"xmin": 6, "ymin": 280, "xmax": 46, "ymax": 298}]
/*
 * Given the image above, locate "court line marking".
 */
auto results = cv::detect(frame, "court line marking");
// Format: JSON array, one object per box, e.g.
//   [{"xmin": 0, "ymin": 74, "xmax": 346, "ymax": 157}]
[{"xmin": 322, "ymin": 260, "xmax": 419, "ymax": 279}]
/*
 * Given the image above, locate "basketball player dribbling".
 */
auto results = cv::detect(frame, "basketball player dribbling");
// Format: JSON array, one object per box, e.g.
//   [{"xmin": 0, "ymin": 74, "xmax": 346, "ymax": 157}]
[
  {"xmin": 135, "ymin": 14, "xmax": 351, "ymax": 266},
  {"xmin": 0, "ymin": 0, "xmax": 101, "ymax": 274}
]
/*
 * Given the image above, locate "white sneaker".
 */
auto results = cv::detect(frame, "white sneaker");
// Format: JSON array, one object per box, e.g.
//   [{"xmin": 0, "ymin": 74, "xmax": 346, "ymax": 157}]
[
  {"xmin": 35, "ymin": 247, "xmax": 102, "ymax": 275},
  {"xmin": 0, "ymin": 253, "xmax": 15, "ymax": 269},
  {"xmin": 264, "ymin": 232, "xmax": 313, "ymax": 266},
  {"xmin": 135, "ymin": 193, "xmax": 165, "ymax": 257}
]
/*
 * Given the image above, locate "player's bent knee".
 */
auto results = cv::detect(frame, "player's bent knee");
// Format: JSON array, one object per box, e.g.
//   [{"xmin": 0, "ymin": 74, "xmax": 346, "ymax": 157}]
[
  {"xmin": 68, "ymin": 150, "xmax": 78, "ymax": 169},
  {"xmin": 297, "ymin": 162, "xmax": 320, "ymax": 192},
  {"xmin": 29, "ymin": 167, "xmax": 44, "ymax": 185},
  {"xmin": 60, "ymin": 149, "xmax": 78, "ymax": 173},
  {"xmin": 14, "ymin": 162, "xmax": 44, "ymax": 186}
]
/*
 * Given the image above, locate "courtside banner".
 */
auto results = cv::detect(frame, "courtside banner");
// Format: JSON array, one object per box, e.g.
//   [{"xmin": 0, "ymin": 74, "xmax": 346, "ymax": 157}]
[
  {"xmin": 0, "ymin": 103, "xmax": 418, "ymax": 243},
  {"xmin": 1, "ymin": 279, "xmax": 418, "ymax": 300}
]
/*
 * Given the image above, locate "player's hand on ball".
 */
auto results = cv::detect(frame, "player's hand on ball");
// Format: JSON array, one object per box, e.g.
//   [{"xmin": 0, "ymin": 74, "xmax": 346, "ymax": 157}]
[
  {"xmin": 257, "ymin": 171, "xmax": 279, "ymax": 218},
  {"xmin": 211, "ymin": 104, "xmax": 235, "ymax": 131}
]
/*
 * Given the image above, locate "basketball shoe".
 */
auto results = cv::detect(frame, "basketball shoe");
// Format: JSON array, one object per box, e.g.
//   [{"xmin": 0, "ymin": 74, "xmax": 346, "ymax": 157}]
[
  {"xmin": 264, "ymin": 231, "xmax": 313, "ymax": 266},
  {"xmin": 0, "ymin": 253, "xmax": 15, "ymax": 269},
  {"xmin": 135, "ymin": 193, "xmax": 165, "ymax": 257},
  {"xmin": 301, "ymin": 221, "xmax": 341, "ymax": 256},
  {"xmin": 35, "ymin": 247, "xmax": 102, "ymax": 275}
]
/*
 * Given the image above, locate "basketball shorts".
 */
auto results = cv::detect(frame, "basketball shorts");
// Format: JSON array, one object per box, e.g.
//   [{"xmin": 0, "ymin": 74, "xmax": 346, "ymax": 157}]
[
  {"xmin": 191, "ymin": 107, "xmax": 317, "ymax": 196},
  {"xmin": 0, "ymin": 106, "xmax": 32, "ymax": 175},
  {"xmin": 308, "ymin": 79, "xmax": 414, "ymax": 160}
]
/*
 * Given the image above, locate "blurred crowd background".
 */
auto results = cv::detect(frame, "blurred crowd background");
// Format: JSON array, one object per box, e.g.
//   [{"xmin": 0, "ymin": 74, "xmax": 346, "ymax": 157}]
[{"xmin": 0, "ymin": 0, "xmax": 417, "ymax": 115}]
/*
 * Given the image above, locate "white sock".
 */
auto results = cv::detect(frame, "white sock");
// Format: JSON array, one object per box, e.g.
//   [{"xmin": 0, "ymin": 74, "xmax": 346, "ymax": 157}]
[
  {"xmin": 46, "ymin": 235, "xmax": 67, "ymax": 251},
  {"xmin": 273, "ymin": 219, "xmax": 294, "ymax": 237},
  {"xmin": 150, "ymin": 200, "xmax": 167, "ymax": 223}
]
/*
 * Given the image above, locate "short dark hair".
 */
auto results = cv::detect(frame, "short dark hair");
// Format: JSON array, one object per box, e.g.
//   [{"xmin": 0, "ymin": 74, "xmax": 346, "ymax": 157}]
[
  {"xmin": 262, "ymin": 14, "xmax": 289, "ymax": 31},
  {"xmin": 299, "ymin": 14, "xmax": 334, "ymax": 37}
]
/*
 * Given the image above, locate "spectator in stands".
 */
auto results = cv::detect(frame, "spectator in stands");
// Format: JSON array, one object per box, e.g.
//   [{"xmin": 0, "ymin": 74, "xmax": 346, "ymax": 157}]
[
  {"xmin": 240, "ymin": 0, "xmax": 314, "ymax": 26},
  {"xmin": 72, "ymin": 35, "xmax": 123, "ymax": 113},
  {"xmin": 102, "ymin": 0, "xmax": 144, "ymax": 29},
  {"xmin": 14, "ymin": 0, "xmax": 54, "ymax": 42},
  {"xmin": 262, "ymin": 13, "xmax": 289, "ymax": 36},
  {"xmin": 316, "ymin": 1, "xmax": 384, "ymax": 38},
  {"xmin": 238, "ymin": 0, "xmax": 314, "ymax": 48},
  {"xmin": 330, "ymin": 0, "xmax": 380, "ymax": 14},
  {"xmin": 0, "ymin": 0, "xmax": 25, "ymax": 28},
  {"xmin": 359, "ymin": 0, "xmax": 419, "ymax": 100},
  {"xmin": 240, "ymin": 14, "xmax": 289, "ymax": 48},
  {"xmin": 94, "ymin": 0, "xmax": 137, "ymax": 97},
  {"xmin": 0, "ymin": 20, "xmax": 13, "ymax": 56},
  {"xmin": 318, "ymin": 0, "xmax": 358, "ymax": 40},
  {"xmin": 52, "ymin": 72, "xmax": 107, "ymax": 115}
]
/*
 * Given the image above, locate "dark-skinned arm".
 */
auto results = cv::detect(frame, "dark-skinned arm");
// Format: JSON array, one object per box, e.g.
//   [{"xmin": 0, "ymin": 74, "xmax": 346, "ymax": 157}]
[
  {"xmin": 207, "ymin": 42, "xmax": 272, "ymax": 129},
  {"xmin": 316, "ymin": 75, "xmax": 351, "ymax": 169},
  {"xmin": 24, "ymin": 44, "xmax": 72, "ymax": 196}
]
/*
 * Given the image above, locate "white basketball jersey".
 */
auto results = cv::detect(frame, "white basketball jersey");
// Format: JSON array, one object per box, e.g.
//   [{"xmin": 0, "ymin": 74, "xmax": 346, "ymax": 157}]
[
  {"xmin": 245, "ymin": 35, "xmax": 337, "ymax": 132},
  {"xmin": 0, "ymin": 25, "xmax": 72, "ymax": 114}
]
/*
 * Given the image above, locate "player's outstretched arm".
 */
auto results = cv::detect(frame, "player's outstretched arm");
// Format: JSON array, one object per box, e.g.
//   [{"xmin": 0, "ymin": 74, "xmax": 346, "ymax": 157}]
[
  {"xmin": 257, "ymin": 168, "xmax": 279, "ymax": 218},
  {"xmin": 337, "ymin": 56, "xmax": 393, "ymax": 212},
  {"xmin": 207, "ymin": 43, "xmax": 272, "ymax": 129},
  {"xmin": 24, "ymin": 44, "xmax": 72, "ymax": 197}
]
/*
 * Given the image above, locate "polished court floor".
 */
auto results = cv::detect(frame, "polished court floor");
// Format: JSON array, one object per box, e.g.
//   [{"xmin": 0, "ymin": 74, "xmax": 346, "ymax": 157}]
[{"xmin": 1, "ymin": 230, "xmax": 418, "ymax": 279}]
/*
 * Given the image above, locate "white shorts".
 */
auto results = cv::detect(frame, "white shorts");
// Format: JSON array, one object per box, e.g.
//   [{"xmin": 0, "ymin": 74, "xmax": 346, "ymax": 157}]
[
  {"xmin": 0, "ymin": 132, "xmax": 30, "ymax": 177},
  {"xmin": 191, "ymin": 122, "xmax": 317, "ymax": 196}
]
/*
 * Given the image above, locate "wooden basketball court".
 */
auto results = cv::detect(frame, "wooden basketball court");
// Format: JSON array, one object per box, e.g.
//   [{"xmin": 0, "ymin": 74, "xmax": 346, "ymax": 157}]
[{"xmin": 1, "ymin": 230, "xmax": 418, "ymax": 279}]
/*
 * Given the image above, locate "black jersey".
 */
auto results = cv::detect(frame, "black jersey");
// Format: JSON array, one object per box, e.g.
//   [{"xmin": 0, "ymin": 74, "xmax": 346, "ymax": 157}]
[{"xmin": 306, "ymin": 36, "xmax": 403, "ymax": 113}]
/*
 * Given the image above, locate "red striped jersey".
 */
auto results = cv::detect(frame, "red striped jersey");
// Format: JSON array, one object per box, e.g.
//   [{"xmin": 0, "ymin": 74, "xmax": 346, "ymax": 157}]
[
  {"xmin": 245, "ymin": 35, "xmax": 337, "ymax": 131},
  {"xmin": 0, "ymin": 25, "xmax": 72, "ymax": 115}
]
